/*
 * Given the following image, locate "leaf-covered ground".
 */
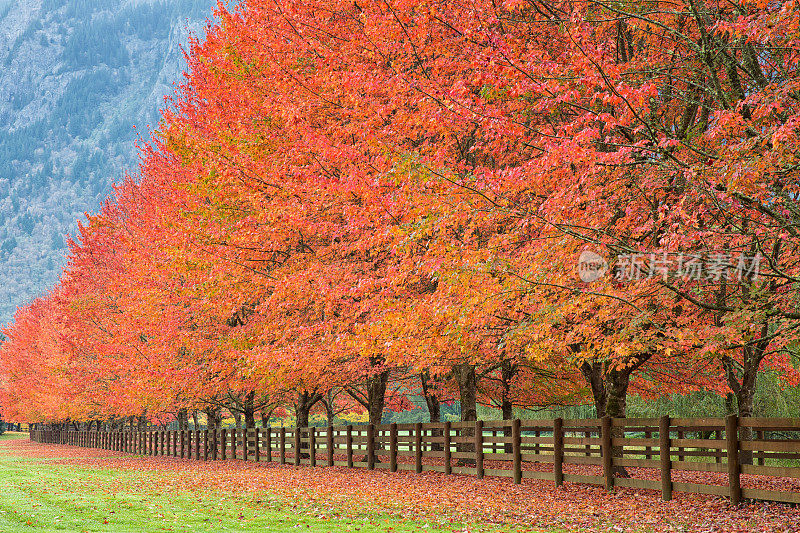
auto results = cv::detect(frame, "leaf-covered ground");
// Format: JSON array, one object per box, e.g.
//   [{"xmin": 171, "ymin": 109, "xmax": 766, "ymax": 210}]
[{"xmin": 3, "ymin": 435, "xmax": 799, "ymax": 532}]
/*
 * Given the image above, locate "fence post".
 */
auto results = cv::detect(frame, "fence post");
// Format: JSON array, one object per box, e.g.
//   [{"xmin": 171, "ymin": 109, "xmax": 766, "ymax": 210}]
[
  {"xmin": 659, "ymin": 415, "xmax": 672, "ymax": 501},
  {"xmin": 294, "ymin": 428, "xmax": 301, "ymax": 466},
  {"xmin": 726, "ymin": 415, "xmax": 741, "ymax": 505},
  {"xmin": 231, "ymin": 429, "xmax": 237, "ymax": 460},
  {"xmin": 756, "ymin": 430, "xmax": 765, "ymax": 466},
  {"xmin": 677, "ymin": 429, "xmax": 685, "ymax": 461},
  {"xmin": 367, "ymin": 424, "xmax": 376, "ymax": 470},
  {"xmin": 346, "ymin": 425, "xmax": 354, "ymax": 468},
  {"xmin": 194, "ymin": 429, "xmax": 200, "ymax": 461},
  {"xmin": 584, "ymin": 430, "xmax": 590, "ymax": 457},
  {"xmin": 390, "ymin": 423, "xmax": 398, "ymax": 472},
  {"xmin": 212, "ymin": 429, "xmax": 218, "ymax": 461},
  {"xmin": 602, "ymin": 416, "xmax": 613, "ymax": 491},
  {"xmin": 415, "ymin": 423, "xmax": 423, "ymax": 473},
  {"xmin": 255, "ymin": 428, "xmax": 261, "ymax": 462},
  {"xmin": 243, "ymin": 428, "xmax": 250, "ymax": 462},
  {"xmin": 327, "ymin": 426, "xmax": 334, "ymax": 466},
  {"xmin": 554, "ymin": 418, "xmax": 564, "ymax": 487},
  {"xmin": 512, "ymin": 419, "xmax": 522, "ymax": 484},
  {"xmin": 280, "ymin": 427, "xmax": 286, "ymax": 464},
  {"xmin": 475, "ymin": 420, "xmax": 484, "ymax": 479},
  {"xmin": 443, "ymin": 421, "xmax": 452, "ymax": 475},
  {"xmin": 309, "ymin": 427, "xmax": 316, "ymax": 467},
  {"xmin": 220, "ymin": 429, "xmax": 227, "ymax": 460},
  {"xmin": 266, "ymin": 428, "xmax": 272, "ymax": 463}
]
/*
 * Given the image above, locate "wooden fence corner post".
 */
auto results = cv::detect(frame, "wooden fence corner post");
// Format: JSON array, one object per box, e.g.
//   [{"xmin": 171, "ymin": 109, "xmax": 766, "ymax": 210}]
[
  {"xmin": 512, "ymin": 418, "xmax": 522, "ymax": 485},
  {"xmin": 475, "ymin": 420, "xmax": 484, "ymax": 479},
  {"xmin": 414, "ymin": 422, "xmax": 423, "ymax": 474},
  {"xmin": 726, "ymin": 415, "xmax": 741, "ymax": 505},
  {"xmin": 659, "ymin": 415, "xmax": 672, "ymax": 501},
  {"xmin": 601, "ymin": 416, "xmax": 613, "ymax": 491},
  {"xmin": 390, "ymin": 423, "xmax": 398, "ymax": 473},
  {"xmin": 554, "ymin": 418, "xmax": 564, "ymax": 487}
]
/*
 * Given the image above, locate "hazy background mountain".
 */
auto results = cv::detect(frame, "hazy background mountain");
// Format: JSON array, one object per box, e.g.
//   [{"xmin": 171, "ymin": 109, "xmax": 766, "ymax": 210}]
[{"xmin": 0, "ymin": 0, "xmax": 219, "ymax": 326}]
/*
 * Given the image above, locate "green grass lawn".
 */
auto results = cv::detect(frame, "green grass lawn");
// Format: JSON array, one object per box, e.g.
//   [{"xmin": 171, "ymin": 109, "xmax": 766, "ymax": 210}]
[{"xmin": 0, "ymin": 433, "xmax": 535, "ymax": 532}]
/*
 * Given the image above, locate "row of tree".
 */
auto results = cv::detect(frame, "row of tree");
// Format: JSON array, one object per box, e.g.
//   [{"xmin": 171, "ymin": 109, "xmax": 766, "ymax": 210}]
[{"xmin": 2, "ymin": 0, "xmax": 799, "ymax": 433}]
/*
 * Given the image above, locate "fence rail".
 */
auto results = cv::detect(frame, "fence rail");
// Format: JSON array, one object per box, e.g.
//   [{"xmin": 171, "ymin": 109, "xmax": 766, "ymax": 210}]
[{"xmin": 30, "ymin": 415, "xmax": 800, "ymax": 505}]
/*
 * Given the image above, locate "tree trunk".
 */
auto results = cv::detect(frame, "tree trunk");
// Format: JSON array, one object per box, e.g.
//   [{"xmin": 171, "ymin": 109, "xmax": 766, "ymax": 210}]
[
  {"xmin": 420, "ymin": 372, "xmax": 443, "ymax": 451},
  {"xmin": 500, "ymin": 361, "xmax": 517, "ymax": 453},
  {"xmin": 243, "ymin": 391, "xmax": 256, "ymax": 429},
  {"xmin": 452, "ymin": 363, "xmax": 477, "ymax": 464},
  {"xmin": 420, "ymin": 372, "xmax": 441, "ymax": 423},
  {"xmin": 580, "ymin": 355, "xmax": 651, "ymax": 478},
  {"xmin": 261, "ymin": 411, "xmax": 270, "ymax": 428},
  {"xmin": 366, "ymin": 371, "xmax": 389, "ymax": 425},
  {"xmin": 346, "ymin": 362, "xmax": 390, "ymax": 426},
  {"xmin": 233, "ymin": 411, "xmax": 241, "ymax": 429},
  {"xmin": 500, "ymin": 360, "xmax": 517, "ymax": 420},
  {"xmin": 452, "ymin": 363, "xmax": 478, "ymax": 422},
  {"xmin": 322, "ymin": 400, "xmax": 335, "ymax": 426},
  {"xmin": 605, "ymin": 369, "xmax": 630, "ymax": 419},
  {"xmin": 192, "ymin": 410, "xmax": 199, "ymax": 430},
  {"xmin": 722, "ymin": 324, "xmax": 769, "ymax": 466},
  {"xmin": 580, "ymin": 361, "xmax": 607, "ymax": 418},
  {"xmin": 295, "ymin": 390, "xmax": 322, "ymax": 459},
  {"xmin": 177, "ymin": 409, "xmax": 189, "ymax": 431},
  {"xmin": 204, "ymin": 406, "xmax": 222, "ymax": 456}
]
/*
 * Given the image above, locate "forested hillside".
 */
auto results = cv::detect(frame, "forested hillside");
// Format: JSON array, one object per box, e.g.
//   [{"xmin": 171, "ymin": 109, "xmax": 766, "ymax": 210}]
[{"xmin": 0, "ymin": 0, "xmax": 217, "ymax": 324}]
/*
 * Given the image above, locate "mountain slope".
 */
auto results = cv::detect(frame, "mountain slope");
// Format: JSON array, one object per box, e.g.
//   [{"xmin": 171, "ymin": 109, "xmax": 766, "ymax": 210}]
[{"xmin": 0, "ymin": 0, "xmax": 218, "ymax": 325}]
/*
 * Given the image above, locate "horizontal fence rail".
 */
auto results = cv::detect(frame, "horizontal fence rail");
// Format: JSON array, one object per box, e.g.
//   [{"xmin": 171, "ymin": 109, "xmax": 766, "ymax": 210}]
[{"xmin": 30, "ymin": 415, "xmax": 800, "ymax": 505}]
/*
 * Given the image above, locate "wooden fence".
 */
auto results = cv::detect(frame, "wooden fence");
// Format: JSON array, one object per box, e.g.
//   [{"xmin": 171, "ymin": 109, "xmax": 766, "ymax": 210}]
[{"xmin": 30, "ymin": 416, "xmax": 800, "ymax": 505}]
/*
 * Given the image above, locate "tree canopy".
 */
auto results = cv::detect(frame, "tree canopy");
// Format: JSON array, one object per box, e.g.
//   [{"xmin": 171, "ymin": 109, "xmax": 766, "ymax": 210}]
[{"xmin": 2, "ymin": 0, "xmax": 799, "ymax": 427}]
